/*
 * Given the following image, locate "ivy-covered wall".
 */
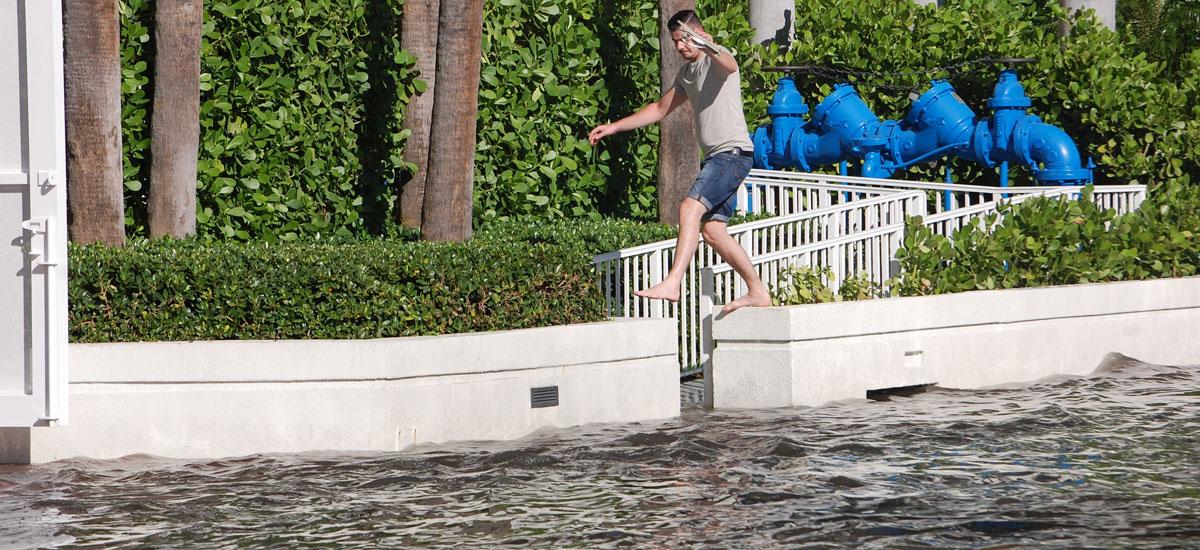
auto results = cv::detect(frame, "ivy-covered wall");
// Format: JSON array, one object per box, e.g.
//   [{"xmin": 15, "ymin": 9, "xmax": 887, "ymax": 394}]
[{"xmin": 116, "ymin": 0, "xmax": 1200, "ymax": 241}]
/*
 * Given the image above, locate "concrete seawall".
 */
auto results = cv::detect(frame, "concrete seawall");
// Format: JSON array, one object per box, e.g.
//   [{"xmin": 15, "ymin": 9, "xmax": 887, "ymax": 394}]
[
  {"xmin": 1, "ymin": 319, "xmax": 680, "ymax": 463},
  {"xmin": 710, "ymin": 276, "xmax": 1200, "ymax": 409}
]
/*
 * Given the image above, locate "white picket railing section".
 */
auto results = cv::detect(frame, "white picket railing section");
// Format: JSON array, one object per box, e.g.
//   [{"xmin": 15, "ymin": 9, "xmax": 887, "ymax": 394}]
[
  {"xmin": 922, "ymin": 185, "xmax": 1148, "ymax": 236},
  {"xmin": 738, "ymin": 169, "xmax": 1055, "ymax": 216},
  {"xmin": 702, "ymin": 220, "xmax": 908, "ymax": 326},
  {"xmin": 595, "ymin": 169, "xmax": 1149, "ymax": 374},
  {"xmin": 921, "ymin": 187, "xmax": 1074, "ymax": 236}
]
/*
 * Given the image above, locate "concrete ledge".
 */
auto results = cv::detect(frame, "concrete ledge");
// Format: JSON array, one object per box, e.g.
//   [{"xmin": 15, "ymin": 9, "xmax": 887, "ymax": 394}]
[
  {"xmin": 711, "ymin": 276, "xmax": 1200, "ymax": 409},
  {"xmin": 70, "ymin": 318, "xmax": 674, "ymax": 383},
  {"xmin": 1, "ymin": 319, "xmax": 680, "ymax": 463}
]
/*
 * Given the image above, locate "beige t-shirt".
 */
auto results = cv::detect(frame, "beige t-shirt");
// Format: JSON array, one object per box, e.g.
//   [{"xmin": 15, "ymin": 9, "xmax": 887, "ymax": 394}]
[{"xmin": 673, "ymin": 45, "xmax": 754, "ymax": 159}]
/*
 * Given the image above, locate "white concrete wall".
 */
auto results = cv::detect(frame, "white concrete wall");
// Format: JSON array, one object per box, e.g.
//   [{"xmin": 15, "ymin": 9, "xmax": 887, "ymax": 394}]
[
  {"xmin": 0, "ymin": 319, "xmax": 680, "ymax": 463},
  {"xmin": 710, "ymin": 276, "xmax": 1200, "ymax": 409}
]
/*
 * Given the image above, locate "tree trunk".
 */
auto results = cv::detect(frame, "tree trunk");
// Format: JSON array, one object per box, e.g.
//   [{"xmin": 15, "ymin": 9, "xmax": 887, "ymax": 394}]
[
  {"xmin": 657, "ymin": 0, "xmax": 699, "ymax": 226},
  {"xmin": 63, "ymin": 0, "xmax": 125, "ymax": 246},
  {"xmin": 398, "ymin": 0, "xmax": 440, "ymax": 229},
  {"xmin": 420, "ymin": 0, "xmax": 483, "ymax": 242},
  {"xmin": 148, "ymin": 0, "xmax": 203, "ymax": 238},
  {"xmin": 749, "ymin": 0, "xmax": 795, "ymax": 47}
]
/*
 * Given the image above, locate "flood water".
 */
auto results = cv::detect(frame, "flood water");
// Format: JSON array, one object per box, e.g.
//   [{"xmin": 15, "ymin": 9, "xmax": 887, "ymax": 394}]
[{"xmin": 1, "ymin": 356, "xmax": 1197, "ymax": 548}]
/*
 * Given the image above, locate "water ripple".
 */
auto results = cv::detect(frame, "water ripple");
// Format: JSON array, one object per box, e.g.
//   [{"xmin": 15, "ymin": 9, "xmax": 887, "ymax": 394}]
[{"xmin": 1, "ymin": 357, "xmax": 1197, "ymax": 548}]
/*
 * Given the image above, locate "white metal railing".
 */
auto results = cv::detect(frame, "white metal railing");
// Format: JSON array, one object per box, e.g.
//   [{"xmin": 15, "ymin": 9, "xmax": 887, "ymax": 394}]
[
  {"xmin": 737, "ymin": 172, "xmax": 909, "ymax": 216},
  {"xmin": 1086, "ymin": 185, "xmax": 1148, "ymax": 213},
  {"xmin": 702, "ymin": 219, "xmax": 905, "ymax": 312},
  {"xmin": 921, "ymin": 187, "xmax": 1071, "ymax": 236},
  {"xmin": 922, "ymin": 185, "xmax": 1148, "ymax": 236},
  {"xmin": 738, "ymin": 169, "xmax": 1078, "ymax": 216},
  {"xmin": 593, "ymin": 189, "xmax": 926, "ymax": 373}
]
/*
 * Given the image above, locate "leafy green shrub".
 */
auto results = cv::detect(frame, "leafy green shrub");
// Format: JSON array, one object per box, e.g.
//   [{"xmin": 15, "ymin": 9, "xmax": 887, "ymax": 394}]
[
  {"xmin": 115, "ymin": 0, "xmax": 1200, "ymax": 240},
  {"xmin": 118, "ymin": 0, "xmax": 154, "ymax": 232},
  {"xmin": 474, "ymin": 0, "xmax": 658, "ymax": 222},
  {"xmin": 1118, "ymin": 0, "xmax": 1200, "ymax": 76},
  {"xmin": 838, "ymin": 272, "xmax": 883, "ymax": 301},
  {"xmin": 770, "ymin": 266, "xmax": 880, "ymax": 305},
  {"xmin": 890, "ymin": 182, "xmax": 1200, "ymax": 296},
  {"xmin": 69, "ymin": 237, "xmax": 609, "ymax": 343},
  {"xmin": 121, "ymin": 0, "xmax": 419, "ymax": 241},
  {"xmin": 772, "ymin": 265, "xmax": 837, "ymax": 305}
]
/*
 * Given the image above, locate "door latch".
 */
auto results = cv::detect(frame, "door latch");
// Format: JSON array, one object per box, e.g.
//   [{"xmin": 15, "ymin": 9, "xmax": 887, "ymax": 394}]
[{"xmin": 21, "ymin": 217, "xmax": 58, "ymax": 268}]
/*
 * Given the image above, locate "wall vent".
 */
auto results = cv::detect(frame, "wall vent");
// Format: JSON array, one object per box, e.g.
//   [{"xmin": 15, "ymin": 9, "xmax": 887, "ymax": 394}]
[
  {"xmin": 866, "ymin": 383, "xmax": 935, "ymax": 401},
  {"xmin": 530, "ymin": 386, "xmax": 559, "ymax": 408}
]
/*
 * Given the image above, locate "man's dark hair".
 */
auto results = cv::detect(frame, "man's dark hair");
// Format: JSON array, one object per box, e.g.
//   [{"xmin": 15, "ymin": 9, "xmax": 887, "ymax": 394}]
[{"xmin": 667, "ymin": 10, "xmax": 701, "ymax": 32}]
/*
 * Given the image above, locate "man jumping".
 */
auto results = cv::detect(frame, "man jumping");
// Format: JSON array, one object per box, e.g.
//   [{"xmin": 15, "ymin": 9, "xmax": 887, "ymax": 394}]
[{"xmin": 587, "ymin": 9, "xmax": 770, "ymax": 314}]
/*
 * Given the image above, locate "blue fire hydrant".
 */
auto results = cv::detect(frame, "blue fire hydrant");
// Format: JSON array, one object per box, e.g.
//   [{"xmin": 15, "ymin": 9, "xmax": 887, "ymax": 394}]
[{"xmin": 752, "ymin": 69, "xmax": 1093, "ymax": 186}]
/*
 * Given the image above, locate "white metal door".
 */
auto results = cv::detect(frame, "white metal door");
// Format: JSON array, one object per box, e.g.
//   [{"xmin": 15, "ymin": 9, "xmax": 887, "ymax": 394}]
[{"xmin": 1, "ymin": 0, "xmax": 69, "ymax": 426}]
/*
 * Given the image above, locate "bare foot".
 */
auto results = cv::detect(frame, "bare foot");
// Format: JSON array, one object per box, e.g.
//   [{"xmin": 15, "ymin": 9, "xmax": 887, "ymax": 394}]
[
  {"xmin": 720, "ymin": 291, "xmax": 771, "ymax": 315},
  {"xmin": 634, "ymin": 281, "xmax": 682, "ymax": 302}
]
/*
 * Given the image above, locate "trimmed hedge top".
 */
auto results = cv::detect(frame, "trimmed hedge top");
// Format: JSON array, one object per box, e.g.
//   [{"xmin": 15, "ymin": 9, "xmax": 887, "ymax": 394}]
[{"xmin": 68, "ymin": 218, "xmax": 675, "ymax": 343}]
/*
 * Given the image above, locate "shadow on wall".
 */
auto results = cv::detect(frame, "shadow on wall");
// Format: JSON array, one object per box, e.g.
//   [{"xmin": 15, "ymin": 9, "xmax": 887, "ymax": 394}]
[{"xmin": 764, "ymin": 9, "xmax": 793, "ymax": 48}]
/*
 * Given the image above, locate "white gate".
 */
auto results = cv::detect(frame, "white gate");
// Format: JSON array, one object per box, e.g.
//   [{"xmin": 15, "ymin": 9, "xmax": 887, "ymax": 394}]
[{"xmin": 1, "ymin": 0, "xmax": 69, "ymax": 426}]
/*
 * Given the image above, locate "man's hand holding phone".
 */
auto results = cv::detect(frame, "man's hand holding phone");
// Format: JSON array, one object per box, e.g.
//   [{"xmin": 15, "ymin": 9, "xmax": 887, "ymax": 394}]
[{"xmin": 678, "ymin": 24, "xmax": 719, "ymax": 54}]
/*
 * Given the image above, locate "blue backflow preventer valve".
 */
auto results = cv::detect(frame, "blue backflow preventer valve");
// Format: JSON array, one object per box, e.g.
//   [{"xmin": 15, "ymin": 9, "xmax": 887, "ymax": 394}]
[{"xmin": 752, "ymin": 65, "xmax": 1094, "ymax": 186}]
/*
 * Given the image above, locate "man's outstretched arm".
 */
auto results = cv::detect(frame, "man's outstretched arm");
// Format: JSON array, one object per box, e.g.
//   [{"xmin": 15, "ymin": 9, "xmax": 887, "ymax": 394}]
[
  {"xmin": 703, "ymin": 42, "xmax": 738, "ymax": 74},
  {"xmin": 588, "ymin": 87, "xmax": 688, "ymax": 145}
]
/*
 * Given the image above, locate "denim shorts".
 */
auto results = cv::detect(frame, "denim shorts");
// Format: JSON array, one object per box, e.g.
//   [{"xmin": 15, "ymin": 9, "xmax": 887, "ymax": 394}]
[{"xmin": 687, "ymin": 149, "xmax": 753, "ymax": 222}]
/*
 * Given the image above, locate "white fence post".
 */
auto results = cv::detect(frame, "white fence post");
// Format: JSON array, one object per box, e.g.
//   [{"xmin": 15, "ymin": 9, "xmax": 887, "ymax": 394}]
[{"xmin": 648, "ymin": 249, "xmax": 665, "ymax": 318}]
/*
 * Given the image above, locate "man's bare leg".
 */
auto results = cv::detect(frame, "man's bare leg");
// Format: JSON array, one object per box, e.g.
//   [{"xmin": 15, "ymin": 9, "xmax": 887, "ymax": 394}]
[
  {"xmin": 701, "ymin": 219, "xmax": 772, "ymax": 314},
  {"xmin": 634, "ymin": 198, "xmax": 708, "ymax": 301}
]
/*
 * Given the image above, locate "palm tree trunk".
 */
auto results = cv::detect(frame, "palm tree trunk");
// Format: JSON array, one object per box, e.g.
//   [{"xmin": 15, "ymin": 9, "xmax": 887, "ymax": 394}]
[
  {"xmin": 148, "ymin": 0, "xmax": 203, "ymax": 238},
  {"xmin": 63, "ymin": 0, "xmax": 125, "ymax": 246},
  {"xmin": 657, "ymin": 0, "xmax": 698, "ymax": 226},
  {"xmin": 398, "ymin": 0, "xmax": 440, "ymax": 229},
  {"xmin": 421, "ymin": 0, "xmax": 483, "ymax": 242}
]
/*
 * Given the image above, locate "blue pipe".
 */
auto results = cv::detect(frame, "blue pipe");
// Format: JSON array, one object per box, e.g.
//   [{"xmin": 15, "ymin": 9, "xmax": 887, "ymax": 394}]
[
  {"xmin": 943, "ymin": 163, "xmax": 953, "ymax": 212},
  {"xmin": 1000, "ymin": 160, "xmax": 1010, "ymax": 199},
  {"xmin": 753, "ymin": 69, "xmax": 1093, "ymax": 187}
]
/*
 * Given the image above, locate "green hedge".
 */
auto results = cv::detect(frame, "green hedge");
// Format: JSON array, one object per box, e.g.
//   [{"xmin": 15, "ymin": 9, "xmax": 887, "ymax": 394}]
[
  {"xmin": 890, "ymin": 181, "xmax": 1200, "ymax": 296},
  {"xmin": 116, "ymin": 0, "xmax": 1200, "ymax": 241},
  {"xmin": 68, "ymin": 217, "xmax": 675, "ymax": 342},
  {"xmin": 68, "ymin": 239, "xmax": 603, "ymax": 342}
]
